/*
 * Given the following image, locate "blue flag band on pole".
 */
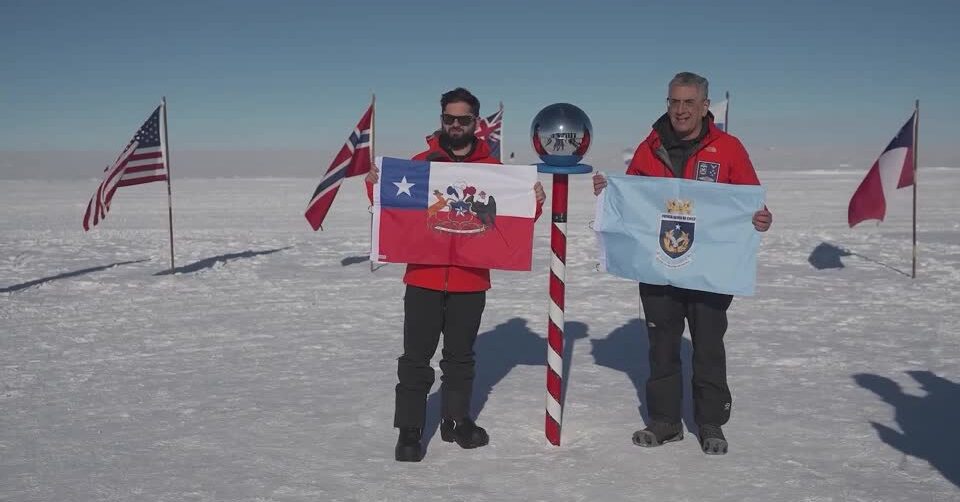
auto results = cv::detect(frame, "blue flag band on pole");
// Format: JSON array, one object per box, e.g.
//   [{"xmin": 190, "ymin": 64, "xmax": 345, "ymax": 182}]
[{"xmin": 594, "ymin": 175, "xmax": 766, "ymax": 296}]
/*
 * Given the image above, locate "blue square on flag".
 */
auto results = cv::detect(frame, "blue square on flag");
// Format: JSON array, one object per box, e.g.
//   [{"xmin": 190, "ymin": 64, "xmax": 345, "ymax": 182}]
[{"xmin": 380, "ymin": 160, "xmax": 430, "ymax": 209}]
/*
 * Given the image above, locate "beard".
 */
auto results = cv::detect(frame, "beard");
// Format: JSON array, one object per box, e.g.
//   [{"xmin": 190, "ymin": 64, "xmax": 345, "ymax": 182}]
[{"xmin": 439, "ymin": 129, "xmax": 476, "ymax": 150}]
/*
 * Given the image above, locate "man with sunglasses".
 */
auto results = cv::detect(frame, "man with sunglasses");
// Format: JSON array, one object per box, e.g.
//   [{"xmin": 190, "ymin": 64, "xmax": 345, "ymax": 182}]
[
  {"xmin": 366, "ymin": 87, "xmax": 545, "ymax": 462},
  {"xmin": 593, "ymin": 72, "xmax": 772, "ymax": 455}
]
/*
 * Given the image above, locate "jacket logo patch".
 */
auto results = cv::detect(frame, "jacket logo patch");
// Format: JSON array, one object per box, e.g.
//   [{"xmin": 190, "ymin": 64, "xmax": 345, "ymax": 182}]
[{"xmin": 696, "ymin": 161, "xmax": 720, "ymax": 182}]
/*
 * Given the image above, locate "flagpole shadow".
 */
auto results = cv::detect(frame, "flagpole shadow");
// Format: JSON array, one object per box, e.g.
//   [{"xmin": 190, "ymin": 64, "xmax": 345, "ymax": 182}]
[
  {"xmin": 808, "ymin": 241, "xmax": 910, "ymax": 277},
  {"xmin": 154, "ymin": 247, "xmax": 292, "ymax": 276},
  {"xmin": 1, "ymin": 259, "xmax": 148, "ymax": 293}
]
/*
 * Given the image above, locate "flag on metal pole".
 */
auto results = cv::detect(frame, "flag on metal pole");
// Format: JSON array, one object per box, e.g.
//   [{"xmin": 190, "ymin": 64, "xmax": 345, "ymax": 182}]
[
  {"xmin": 82, "ymin": 103, "xmax": 169, "ymax": 231},
  {"xmin": 710, "ymin": 92, "xmax": 729, "ymax": 132},
  {"xmin": 304, "ymin": 102, "xmax": 374, "ymax": 231},
  {"xmin": 847, "ymin": 110, "xmax": 917, "ymax": 228}
]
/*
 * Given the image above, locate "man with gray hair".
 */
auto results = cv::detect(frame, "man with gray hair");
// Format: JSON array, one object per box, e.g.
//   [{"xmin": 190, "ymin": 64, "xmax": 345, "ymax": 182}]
[{"xmin": 593, "ymin": 72, "xmax": 772, "ymax": 455}]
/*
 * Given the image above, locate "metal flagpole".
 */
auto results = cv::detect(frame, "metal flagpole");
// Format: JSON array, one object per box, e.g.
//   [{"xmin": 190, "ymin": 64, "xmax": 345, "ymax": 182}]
[
  {"xmin": 912, "ymin": 99, "xmax": 919, "ymax": 279},
  {"xmin": 724, "ymin": 91, "xmax": 730, "ymax": 132},
  {"xmin": 370, "ymin": 93, "xmax": 377, "ymax": 273},
  {"xmin": 161, "ymin": 97, "xmax": 175, "ymax": 273},
  {"xmin": 498, "ymin": 101, "xmax": 504, "ymax": 162}
]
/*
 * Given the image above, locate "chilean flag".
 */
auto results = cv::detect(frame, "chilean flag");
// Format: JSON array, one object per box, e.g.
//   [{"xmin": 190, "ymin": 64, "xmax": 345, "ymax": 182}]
[
  {"xmin": 371, "ymin": 157, "xmax": 537, "ymax": 270},
  {"xmin": 848, "ymin": 112, "xmax": 916, "ymax": 227}
]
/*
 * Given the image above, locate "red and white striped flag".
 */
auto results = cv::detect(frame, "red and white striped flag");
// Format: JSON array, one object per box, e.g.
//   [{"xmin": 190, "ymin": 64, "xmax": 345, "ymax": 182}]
[
  {"xmin": 304, "ymin": 103, "xmax": 373, "ymax": 230},
  {"xmin": 83, "ymin": 104, "xmax": 168, "ymax": 231}
]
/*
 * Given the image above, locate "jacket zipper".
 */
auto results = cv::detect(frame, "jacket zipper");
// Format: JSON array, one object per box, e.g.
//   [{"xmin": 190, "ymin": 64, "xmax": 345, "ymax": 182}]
[
  {"xmin": 655, "ymin": 137, "xmax": 714, "ymax": 179},
  {"xmin": 654, "ymin": 146, "xmax": 674, "ymax": 177}
]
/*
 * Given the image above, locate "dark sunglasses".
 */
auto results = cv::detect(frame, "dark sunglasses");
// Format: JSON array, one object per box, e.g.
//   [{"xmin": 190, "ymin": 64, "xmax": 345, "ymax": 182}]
[{"xmin": 441, "ymin": 114, "xmax": 476, "ymax": 126}]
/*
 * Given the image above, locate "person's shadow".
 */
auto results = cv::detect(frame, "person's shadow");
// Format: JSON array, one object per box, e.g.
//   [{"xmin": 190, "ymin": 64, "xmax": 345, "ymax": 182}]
[
  {"xmin": 590, "ymin": 318, "xmax": 697, "ymax": 433},
  {"xmin": 420, "ymin": 318, "xmax": 588, "ymax": 450},
  {"xmin": 854, "ymin": 370, "xmax": 960, "ymax": 488}
]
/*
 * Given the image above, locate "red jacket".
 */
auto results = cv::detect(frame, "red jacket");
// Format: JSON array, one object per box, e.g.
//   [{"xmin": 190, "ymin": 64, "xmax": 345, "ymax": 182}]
[
  {"xmin": 367, "ymin": 137, "xmax": 542, "ymax": 292},
  {"xmin": 627, "ymin": 116, "xmax": 760, "ymax": 186}
]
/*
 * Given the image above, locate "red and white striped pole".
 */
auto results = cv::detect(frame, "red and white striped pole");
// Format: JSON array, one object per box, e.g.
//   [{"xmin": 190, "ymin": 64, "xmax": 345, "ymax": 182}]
[
  {"xmin": 542, "ymin": 169, "xmax": 591, "ymax": 446},
  {"xmin": 545, "ymin": 173, "xmax": 569, "ymax": 446},
  {"xmin": 532, "ymin": 102, "xmax": 593, "ymax": 446}
]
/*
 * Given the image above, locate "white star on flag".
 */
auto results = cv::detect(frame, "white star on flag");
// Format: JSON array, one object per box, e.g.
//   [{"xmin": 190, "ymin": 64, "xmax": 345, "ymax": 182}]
[{"xmin": 393, "ymin": 176, "xmax": 414, "ymax": 196}]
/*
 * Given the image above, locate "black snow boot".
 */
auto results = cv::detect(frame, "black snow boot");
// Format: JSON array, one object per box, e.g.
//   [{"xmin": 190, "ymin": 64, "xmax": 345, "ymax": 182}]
[
  {"xmin": 632, "ymin": 421, "xmax": 684, "ymax": 447},
  {"xmin": 698, "ymin": 424, "xmax": 728, "ymax": 455},
  {"xmin": 395, "ymin": 427, "xmax": 423, "ymax": 462},
  {"xmin": 440, "ymin": 417, "xmax": 489, "ymax": 449}
]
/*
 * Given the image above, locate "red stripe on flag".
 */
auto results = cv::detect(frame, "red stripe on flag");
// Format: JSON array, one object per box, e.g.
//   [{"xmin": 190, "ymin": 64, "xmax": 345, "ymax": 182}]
[
  {"xmin": 82, "ymin": 196, "xmax": 95, "ymax": 231},
  {"xmin": 123, "ymin": 164, "xmax": 166, "ymax": 174},
  {"xmin": 128, "ymin": 151, "xmax": 163, "ymax": 161},
  {"xmin": 848, "ymin": 163, "xmax": 885, "ymax": 227},
  {"xmin": 117, "ymin": 175, "xmax": 169, "ymax": 187},
  {"xmin": 897, "ymin": 146, "xmax": 915, "ymax": 188},
  {"xmin": 304, "ymin": 188, "xmax": 341, "ymax": 231},
  {"xmin": 377, "ymin": 210, "xmax": 534, "ymax": 270}
]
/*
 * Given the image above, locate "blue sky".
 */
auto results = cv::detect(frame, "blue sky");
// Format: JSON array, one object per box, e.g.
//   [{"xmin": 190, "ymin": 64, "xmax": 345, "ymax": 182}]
[{"xmin": 2, "ymin": 0, "xmax": 958, "ymax": 174}]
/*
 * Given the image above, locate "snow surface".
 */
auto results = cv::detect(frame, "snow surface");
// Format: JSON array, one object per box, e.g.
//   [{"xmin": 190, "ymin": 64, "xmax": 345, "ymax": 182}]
[{"xmin": 2, "ymin": 168, "xmax": 958, "ymax": 501}]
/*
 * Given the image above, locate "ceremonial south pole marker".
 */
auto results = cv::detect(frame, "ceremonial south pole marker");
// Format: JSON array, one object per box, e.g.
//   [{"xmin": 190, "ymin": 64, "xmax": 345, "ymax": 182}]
[{"xmin": 530, "ymin": 103, "xmax": 593, "ymax": 446}]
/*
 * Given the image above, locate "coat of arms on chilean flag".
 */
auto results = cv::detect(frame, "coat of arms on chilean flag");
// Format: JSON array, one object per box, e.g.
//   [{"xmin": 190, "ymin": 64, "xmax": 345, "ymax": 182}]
[{"xmin": 371, "ymin": 157, "xmax": 537, "ymax": 270}]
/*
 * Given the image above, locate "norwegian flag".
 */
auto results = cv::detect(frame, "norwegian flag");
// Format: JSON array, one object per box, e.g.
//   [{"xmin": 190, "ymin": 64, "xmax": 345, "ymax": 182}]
[
  {"xmin": 848, "ymin": 111, "xmax": 916, "ymax": 227},
  {"xmin": 425, "ymin": 102, "xmax": 503, "ymax": 161},
  {"xmin": 305, "ymin": 103, "xmax": 373, "ymax": 231},
  {"xmin": 83, "ymin": 104, "xmax": 168, "ymax": 231}
]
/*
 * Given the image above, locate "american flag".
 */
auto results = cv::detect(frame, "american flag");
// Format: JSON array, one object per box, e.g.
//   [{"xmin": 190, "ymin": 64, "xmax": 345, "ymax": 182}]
[
  {"xmin": 425, "ymin": 102, "xmax": 504, "ymax": 161},
  {"xmin": 304, "ymin": 103, "xmax": 373, "ymax": 231},
  {"xmin": 83, "ymin": 104, "xmax": 168, "ymax": 231}
]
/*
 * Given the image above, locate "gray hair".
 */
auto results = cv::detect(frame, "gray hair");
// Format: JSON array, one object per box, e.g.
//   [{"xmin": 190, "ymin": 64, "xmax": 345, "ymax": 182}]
[{"xmin": 668, "ymin": 72, "xmax": 709, "ymax": 99}]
